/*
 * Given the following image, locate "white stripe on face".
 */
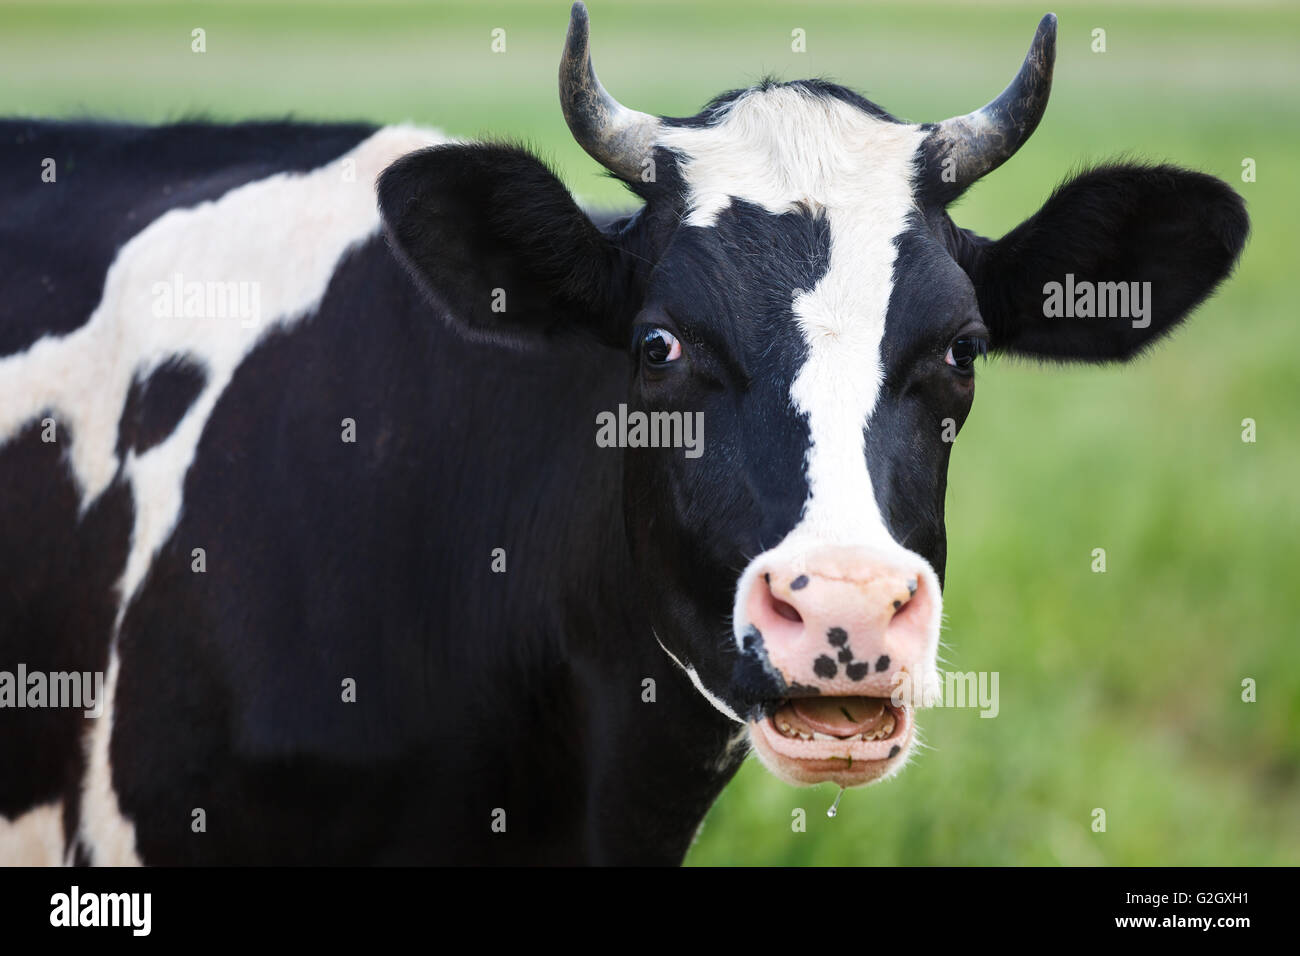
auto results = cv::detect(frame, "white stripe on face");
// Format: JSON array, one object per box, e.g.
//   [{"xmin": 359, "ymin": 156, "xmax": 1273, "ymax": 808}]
[{"xmin": 657, "ymin": 86, "xmax": 942, "ymax": 679}]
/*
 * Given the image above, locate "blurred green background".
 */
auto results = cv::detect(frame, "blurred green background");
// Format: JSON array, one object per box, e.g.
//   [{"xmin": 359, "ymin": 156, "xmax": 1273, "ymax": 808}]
[{"xmin": 3, "ymin": 0, "xmax": 1295, "ymax": 865}]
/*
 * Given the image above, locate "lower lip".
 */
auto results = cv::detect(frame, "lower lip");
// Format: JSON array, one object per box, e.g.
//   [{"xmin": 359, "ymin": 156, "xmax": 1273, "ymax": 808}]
[{"xmin": 752, "ymin": 705, "xmax": 912, "ymax": 778}]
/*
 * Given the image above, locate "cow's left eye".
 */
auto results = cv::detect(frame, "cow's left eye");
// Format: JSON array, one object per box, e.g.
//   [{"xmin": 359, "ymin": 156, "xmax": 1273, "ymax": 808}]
[
  {"xmin": 945, "ymin": 336, "xmax": 987, "ymax": 371},
  {"xmin": 641, "ymin": 327, "xmax": 682, "ymax": 365}
]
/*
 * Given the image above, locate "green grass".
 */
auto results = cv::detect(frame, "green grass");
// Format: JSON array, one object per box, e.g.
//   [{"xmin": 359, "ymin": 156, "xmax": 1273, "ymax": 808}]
[{"xmin": 4, "ymin": 0, "xmax": 1297, "ymax": 865}]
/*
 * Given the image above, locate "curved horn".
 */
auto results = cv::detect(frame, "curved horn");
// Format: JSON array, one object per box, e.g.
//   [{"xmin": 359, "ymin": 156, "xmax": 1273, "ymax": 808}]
[
  {"xmin": 928, "ymin": 13, "xmax": 1057, "ymax": 194},
  {"xmin": 559, "ymin": 1, "xmax": 659, "ymax": 181}
]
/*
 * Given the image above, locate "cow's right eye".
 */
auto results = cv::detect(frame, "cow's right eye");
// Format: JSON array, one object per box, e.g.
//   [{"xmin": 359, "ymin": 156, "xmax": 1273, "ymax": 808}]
[{"xmin": 641, "ymin": 327, "xmax": 682, "ymax": 366}]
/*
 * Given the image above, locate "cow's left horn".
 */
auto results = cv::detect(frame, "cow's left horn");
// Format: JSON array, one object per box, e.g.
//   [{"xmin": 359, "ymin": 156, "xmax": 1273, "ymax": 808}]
[
  {"xmin": 559, "ymin": 1, "xmax": 659, "ymax": 182},
  {"xmin": 927, "ymin": 13, "xmax": 1057, "ymax": 196}
]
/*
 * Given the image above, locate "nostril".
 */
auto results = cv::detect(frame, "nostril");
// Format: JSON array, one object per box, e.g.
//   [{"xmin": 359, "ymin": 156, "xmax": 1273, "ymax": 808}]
[
  {"xmin": 772, "ymin": 597, "xmax": 803, "ymax": 624},
  {"xmin": 887, "ymin": 576, "xmax": 921, "ymax": 621},
  {"xmin": 889, "ymin": 574, "xmax": 924, "ymax": 627},
  {"xmin": 748, "ymin": 569, "xmax": 807, "ymax": 640}
]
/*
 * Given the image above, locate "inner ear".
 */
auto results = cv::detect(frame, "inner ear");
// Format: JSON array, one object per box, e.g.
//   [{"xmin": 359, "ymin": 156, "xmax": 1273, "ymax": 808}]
[{"xmin": 378, "ymin": 142, "xmax": 636, "ymax": 348}]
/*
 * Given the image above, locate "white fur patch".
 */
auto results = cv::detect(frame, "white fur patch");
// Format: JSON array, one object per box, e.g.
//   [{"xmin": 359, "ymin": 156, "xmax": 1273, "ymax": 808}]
[
  {"xmin": 0, "ymin": 801, "xmax": 64, "ymax": 866},
  {"xmin": 78, "ymin": 653, "xmax": 139, "ymax": 865},
  {"xmin": 0, "ymin": 124, "xmax": 448, "ymax": 865},
  {"xmin": 659, "ymin": 87, "xmax": 942, "ymax": 679}
]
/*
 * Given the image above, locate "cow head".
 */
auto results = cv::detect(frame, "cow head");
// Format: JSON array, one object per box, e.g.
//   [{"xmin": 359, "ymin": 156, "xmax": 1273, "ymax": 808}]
[{"xmin": 379, "ymin": 3, "xmax": 1247, "ymax": 789}]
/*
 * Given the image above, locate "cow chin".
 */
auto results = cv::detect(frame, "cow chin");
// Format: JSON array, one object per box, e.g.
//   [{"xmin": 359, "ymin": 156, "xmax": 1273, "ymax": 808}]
[{"xmin": 746, "ymin": 693, "xmax": 917, "ymax": 788}]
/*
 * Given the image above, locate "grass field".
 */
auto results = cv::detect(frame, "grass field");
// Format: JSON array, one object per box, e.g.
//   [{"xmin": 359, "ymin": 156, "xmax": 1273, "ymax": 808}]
[{"xmin": 3, "ymin": 0, "xmax": 1297, "ymax": 865}]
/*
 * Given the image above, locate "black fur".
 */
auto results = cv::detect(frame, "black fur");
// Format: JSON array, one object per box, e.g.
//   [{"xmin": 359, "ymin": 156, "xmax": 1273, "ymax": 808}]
[{"xmin": 116, "ymin": 358, "xmax": 207, "ymax": 457}]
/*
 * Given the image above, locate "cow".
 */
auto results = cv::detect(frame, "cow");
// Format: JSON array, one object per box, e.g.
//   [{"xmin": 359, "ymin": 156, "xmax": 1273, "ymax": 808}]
[{"xmin": 0, "ymin": 3, "xmax": 1247, "ymax": 865}]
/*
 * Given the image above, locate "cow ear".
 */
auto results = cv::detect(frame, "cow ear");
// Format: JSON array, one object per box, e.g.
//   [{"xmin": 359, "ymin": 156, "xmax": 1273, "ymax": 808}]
[
  {"xmin": 378, "ymin": 143, "xmax": 633, "ymax": 348},
  {"xmin": 951, "ymin": 164, "xmax": 1248, "ymax": 362}
]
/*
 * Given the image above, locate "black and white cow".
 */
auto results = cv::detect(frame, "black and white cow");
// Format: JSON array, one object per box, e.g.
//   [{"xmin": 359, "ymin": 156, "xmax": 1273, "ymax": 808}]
[{"xmin": 0, "ymin": 4, "xmax": 1246, "ymax": 864}]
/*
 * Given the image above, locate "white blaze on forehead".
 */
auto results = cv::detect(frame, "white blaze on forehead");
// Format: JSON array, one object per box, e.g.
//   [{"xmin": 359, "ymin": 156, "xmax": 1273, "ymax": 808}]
[{"xmin": 657, "ymin": 87, "xmax": 929, "ymax": 553}]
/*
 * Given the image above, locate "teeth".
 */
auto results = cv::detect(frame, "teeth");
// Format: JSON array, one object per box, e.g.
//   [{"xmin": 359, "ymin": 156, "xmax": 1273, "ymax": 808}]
[
  {"xmin": 859, "ymin": 710, "xmax": 897, "ymax": 741},
  {"xmin": 773, "ymin": 705, "xmax": 899, "ymax": 743}
]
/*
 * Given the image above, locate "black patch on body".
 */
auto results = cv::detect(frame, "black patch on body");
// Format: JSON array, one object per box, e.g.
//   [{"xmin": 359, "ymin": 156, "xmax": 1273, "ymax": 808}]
[
  {"xmin": 0, "ymin": 421, "xmax": 132, "ymax": 838},
  {"xmin": 116, "ymin": 358, "xmax": 207, "ymax": 456}
]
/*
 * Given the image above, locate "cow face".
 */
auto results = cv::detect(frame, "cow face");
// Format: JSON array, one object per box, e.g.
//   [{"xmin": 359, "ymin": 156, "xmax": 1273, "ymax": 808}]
[
  {"xmin": 379, "ymin": 3, "xmax": 1247, "ymax": 789},
  {"xmin": 617, "ymin": 89, "xmax": 959, "ymax": 787}
]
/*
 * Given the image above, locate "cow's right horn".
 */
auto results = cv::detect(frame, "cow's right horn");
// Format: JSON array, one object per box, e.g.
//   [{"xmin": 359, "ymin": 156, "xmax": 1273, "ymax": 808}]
[{"xmin": 559, "ymin": 1, "xmax": 660, "ymax": 182}]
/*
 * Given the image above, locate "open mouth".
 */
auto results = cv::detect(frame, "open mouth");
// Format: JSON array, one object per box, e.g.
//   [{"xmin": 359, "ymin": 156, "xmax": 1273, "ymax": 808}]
[{"xmin": 749, "ymin": 695, "xmax": 913, "ymax": 787}]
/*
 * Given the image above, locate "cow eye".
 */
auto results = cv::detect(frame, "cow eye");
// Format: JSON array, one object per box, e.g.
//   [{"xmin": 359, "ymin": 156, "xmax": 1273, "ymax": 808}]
[
  {"xmin": 641, "ymin": 327, "xmax": 682, "ymax": 366},
  {"xmin": 945, "ymin": 336, "xmax": 987, "ymax": 371}
]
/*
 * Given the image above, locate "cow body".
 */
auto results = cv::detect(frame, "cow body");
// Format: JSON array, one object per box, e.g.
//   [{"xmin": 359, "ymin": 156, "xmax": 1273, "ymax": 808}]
[
  {"xmin": 0, "ymin": 119, "xmax": 742, "ymax": 864},
  {"xmin": 0, "ymin": 4, "xmax": 1248, "ymax": 866}
]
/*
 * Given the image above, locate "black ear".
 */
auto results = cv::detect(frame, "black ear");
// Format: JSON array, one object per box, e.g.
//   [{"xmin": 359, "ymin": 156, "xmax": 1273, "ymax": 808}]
[
  {"xmin": 377, "ymin": 143, "xmax": 634, "ymax": 347},
  {"xmin": 950, "ymin": 164, "xmax": 1248, "ymax": 361}
]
